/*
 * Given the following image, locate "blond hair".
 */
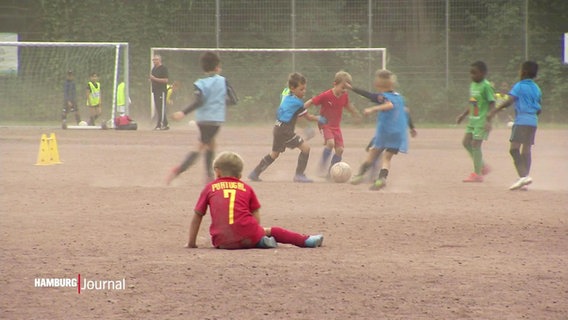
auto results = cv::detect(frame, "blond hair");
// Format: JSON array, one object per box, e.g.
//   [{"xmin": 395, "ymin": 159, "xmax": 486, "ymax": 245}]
[
  {"xmin": 213, "ymin": 151, "xmax": 244, "ymax": 178},
  {"xmin": 334, "ymin": 71, "xmax": 352, "ymax": 85},
  {"xmin": 374, "ymin": 69, "xmax": 397, "ymax": 90}
]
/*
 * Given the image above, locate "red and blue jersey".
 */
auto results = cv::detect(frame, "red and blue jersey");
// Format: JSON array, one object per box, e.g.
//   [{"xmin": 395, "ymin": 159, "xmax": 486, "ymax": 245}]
[{"xmin": 195, "ymin": 177, "xmax": 265, "ymax": 248}]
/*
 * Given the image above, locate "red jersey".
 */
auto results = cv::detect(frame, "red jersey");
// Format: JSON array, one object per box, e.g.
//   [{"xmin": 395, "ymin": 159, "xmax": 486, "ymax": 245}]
[
  {"xmin": 311, "ymin": 89, "xmax": 350, "ymax": 127},
  {"xmin": 194, "ymin": 177, "xmax": 265, "ymax": 248}
]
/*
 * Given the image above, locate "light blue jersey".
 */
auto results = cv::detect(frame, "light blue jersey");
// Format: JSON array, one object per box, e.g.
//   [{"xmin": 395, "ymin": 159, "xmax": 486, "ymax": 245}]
[
  {"xmin": 194, "ymin": 74, "xmax": 227, "ymax": 123},
  {"xmin": 373, "ymin": 91, "xmax": 408, "ymax": 153},
  {"xmin": 509, "ymin": 79, "xmax": 541, "ymax": 127},
  {"xmin": 276, "ymin": 94, "xmax": 306, "ymax": 124}
]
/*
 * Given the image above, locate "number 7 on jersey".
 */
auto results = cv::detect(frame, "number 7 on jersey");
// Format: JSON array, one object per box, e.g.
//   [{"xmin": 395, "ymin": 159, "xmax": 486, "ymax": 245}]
[{"xmin": 223, "ymin": 189, "xmax": 236, "ymax": 224}]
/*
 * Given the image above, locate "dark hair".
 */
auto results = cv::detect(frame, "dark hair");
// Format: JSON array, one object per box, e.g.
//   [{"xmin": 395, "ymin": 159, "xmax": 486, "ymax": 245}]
[
  {"xmin": 288, "ymin": 72, "xmax": 306, "ymax": 89},
  {"xmin": 200, "ymin": 51, "xmax": 221, "ymax": 72},
  {"xmin": 521, "ymin": 61, "xmax": 538, "ymax": 79},
  {"xmin": 470, "ymin": 61, "xmax": 488, "ymax": 74},
  {"xmin": 90, "ymin": 72, "xmax": 98, "ymax": 77}
]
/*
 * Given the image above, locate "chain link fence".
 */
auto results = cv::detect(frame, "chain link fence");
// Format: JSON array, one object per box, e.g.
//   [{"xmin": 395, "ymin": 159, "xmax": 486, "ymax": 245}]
[{"xmin": 163, "ymin": 0, "xmax": 566, "ymax": 123}]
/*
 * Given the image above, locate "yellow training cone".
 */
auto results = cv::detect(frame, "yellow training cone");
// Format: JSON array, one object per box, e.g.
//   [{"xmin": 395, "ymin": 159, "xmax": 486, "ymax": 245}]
[{"xmin": 35, "ymin": 133, "xmax": 62, "ymax": 165}]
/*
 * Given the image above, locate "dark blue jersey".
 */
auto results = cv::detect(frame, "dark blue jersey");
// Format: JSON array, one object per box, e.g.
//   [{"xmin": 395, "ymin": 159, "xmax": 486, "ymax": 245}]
[{"xmin": 64, "ymin": 79, "xmax": 76, "ymax": 104}]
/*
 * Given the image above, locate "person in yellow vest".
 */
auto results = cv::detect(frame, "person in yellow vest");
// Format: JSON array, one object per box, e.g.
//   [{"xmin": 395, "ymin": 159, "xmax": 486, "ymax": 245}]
[
  {"xmin": 116, "ymin": 81, "xmax": 127, "ymax": 116},
  {"xmin": 166, "ymin": 81, "xmax": 180, "ymax": 107},
  {"xmin": 86, "ymin": 72, "xmax": 102, "ymax": 126}
]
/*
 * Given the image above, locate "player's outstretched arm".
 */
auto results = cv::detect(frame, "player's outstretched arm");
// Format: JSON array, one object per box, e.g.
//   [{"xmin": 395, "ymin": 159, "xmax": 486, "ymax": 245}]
[
  {"xmin": 226, "ymin": 80, "xmax": 238, "ymax": 106},
  {"xmin": 456, "ymin": 107, "xmax": 469, "ymax": 124},
  {"xmin": 186, "ymin": 212, "xmax": 204, "ymax": 248},
  {"xmin": 173, "ymin": 87, "xmax": 204, "ymax": 121},
  {"xmin": 487, "ymin": 96, "xmax": 514, "ymax": 121},
  {"xmin": 405, "ymin": 109, "xmax": 417, "ymax": 137},
  {"xmin": 347, "ymin": 103, "xmax": 362, "ymax": 120},
  {"xmin": 364, "ymin": 101, "xmax": 393, "ymax": 116}
]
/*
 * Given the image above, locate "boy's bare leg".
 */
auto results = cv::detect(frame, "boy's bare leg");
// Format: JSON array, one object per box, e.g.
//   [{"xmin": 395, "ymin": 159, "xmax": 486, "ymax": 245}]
[
  {"xmin": 509, "ymin": 142, "xmax": 533, "ymax": 190},
  {"xmin": 351, "ymin": 148, "xmax": 382, "ymax": 184}
]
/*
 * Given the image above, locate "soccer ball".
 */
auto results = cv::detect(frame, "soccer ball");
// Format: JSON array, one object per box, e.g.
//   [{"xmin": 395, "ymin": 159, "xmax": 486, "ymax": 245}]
[
  {"xmin": 79, "ymin": 121, "xmax": 88, "ymax": 126},
  {"xmin": 330, "ymin": 162, "xmax": 352, "ymax": 183}
]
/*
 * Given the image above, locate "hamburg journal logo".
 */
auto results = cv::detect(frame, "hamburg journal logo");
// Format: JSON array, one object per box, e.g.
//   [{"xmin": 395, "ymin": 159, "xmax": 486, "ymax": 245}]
[{"xmin": 34, "ymin": 274, "xmax": 126, "ymax": 294}]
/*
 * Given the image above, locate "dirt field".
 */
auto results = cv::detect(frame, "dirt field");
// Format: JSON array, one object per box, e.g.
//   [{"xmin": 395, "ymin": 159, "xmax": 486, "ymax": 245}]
[{"xmin": 1, "ymin": 124, "xmax": 567, "ymax": 319}]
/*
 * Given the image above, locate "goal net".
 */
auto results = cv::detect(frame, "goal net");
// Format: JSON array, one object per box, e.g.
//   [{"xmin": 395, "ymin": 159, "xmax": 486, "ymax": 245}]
[
  {"xmin": 0, "ymin": 42, "xmax": 129, "ymax": 126},
  {"xmin": 150, "ymin": 47, "xmax": 386, "ymax": 123}
]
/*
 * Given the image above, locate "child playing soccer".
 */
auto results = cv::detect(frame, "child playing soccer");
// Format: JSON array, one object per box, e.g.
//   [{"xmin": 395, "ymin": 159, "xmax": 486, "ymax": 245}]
[
  {"xmin": 456, "ymin": 61, "xmax": 495, "ymax": 182},
  {"xmin": 304, "ymin": 71, "xmax": 361, "ymax": 176},
  {"xmin": 349, "ymin": 69, "xmax": 409, "ymax": 190},
  {"xmin": 486, "ymin": 61, "xmax": 541, "ymax": 190},
  {"xmin": 281, "ymin": 87, "xmax": 316, "ymax": 141},
  {"xmin": 248, "ymin": 72, "xmax": 325, "ymax": 183},
  {"xmin": 85, "ymin": 72, "xmax": 102, "ymax": 126},
  {"xmin": 166, "ymin": 52, "xmax": 238, "ymax": 185},
  {"xmin": 186, "ymin": 151, "xmax": 324, "ymax": 249}
]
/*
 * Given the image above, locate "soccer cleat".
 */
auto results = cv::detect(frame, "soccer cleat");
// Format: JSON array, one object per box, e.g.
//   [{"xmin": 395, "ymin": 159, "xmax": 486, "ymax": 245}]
[
  {"xmin": 462, "ymin": 173, "xmax": 483, "ymax": 183},
  {"xmin": 350, "ymin": 174, "xmax": 364, "ymax": 185},
  {"xmin": 369, "ymin": 178, "xmax": 387, "ymax": 190},
  {"xmin": 165, "ymin": 166, "xmax": 181, "ymax": 185},
  {"xmin": 304, "ymin": 235, "xmax": 324, "ymax": 248},
  {"xmin": 293, "ymin": 174, "xmax": 313, "ymax": 183},
  {"xmin": 481, "ymin": 164, "xmax": 492, "ymax": 176},
  {"xmin": 161, "ymin": 126, "xmax": 170, "ymax": 131},
  {"xmin": 248, "ymin": 171, "xmax": 262, "ymax": 182},
  {"xmin": 153, "ymin": 126, "xmax": 162, "ymax": 131},
  {"xmin": 509, "ymin": 176, "xmax": 532, "ymax": 191},
  {"xmin": 257, "ymin": 236, "xmax": 278, "ymax": 249}
]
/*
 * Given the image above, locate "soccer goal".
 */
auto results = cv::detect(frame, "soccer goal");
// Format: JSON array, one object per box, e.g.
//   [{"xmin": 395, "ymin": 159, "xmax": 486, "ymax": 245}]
[
  {"xmin": 0, "ymin": 41, "xmax": 129, "ymax": 127},
  {"xmin": 150, "ymin": 47, "xmax": 386, "ymax": 122}
]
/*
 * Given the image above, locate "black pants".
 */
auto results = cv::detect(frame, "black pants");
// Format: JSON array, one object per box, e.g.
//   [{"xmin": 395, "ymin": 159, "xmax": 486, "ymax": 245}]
[{"xmin": 153, "ymin": 91, "xmax": 168, "ymax": 128}]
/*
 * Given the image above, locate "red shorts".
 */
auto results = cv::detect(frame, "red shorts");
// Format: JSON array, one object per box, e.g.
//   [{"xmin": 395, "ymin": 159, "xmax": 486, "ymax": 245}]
[{"xmin": 321, "ymin": 126, "xmax": 344, "ymax": 148}]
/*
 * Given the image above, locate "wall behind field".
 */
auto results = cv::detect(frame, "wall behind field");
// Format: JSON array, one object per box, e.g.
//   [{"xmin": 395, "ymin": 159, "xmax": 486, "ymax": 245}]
[{"xmin": 1, "ymin": 0, "xmax": 566, "ymax": 124}]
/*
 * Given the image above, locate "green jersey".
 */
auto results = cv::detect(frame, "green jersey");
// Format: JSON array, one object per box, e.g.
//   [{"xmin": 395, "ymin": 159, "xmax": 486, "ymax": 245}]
[{"xmin": 468, "ymin": 79, "xmax": 495, "ymax": 127}]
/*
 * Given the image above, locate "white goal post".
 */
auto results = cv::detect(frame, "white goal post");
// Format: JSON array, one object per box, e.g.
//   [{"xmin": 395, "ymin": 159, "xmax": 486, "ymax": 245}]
[
  {"xmin": 149, "ymin": 47, "xmax": 387, "ymax": 121},
  {"xmin": 0, "ymin": 41, "xmax": 129, "ymax": 128}
]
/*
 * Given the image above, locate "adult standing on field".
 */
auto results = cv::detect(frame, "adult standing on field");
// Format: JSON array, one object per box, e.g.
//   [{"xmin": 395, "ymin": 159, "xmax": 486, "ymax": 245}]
[{"xmin": 150, "ymin": 54, "xmax": 169, "ymax": 130}]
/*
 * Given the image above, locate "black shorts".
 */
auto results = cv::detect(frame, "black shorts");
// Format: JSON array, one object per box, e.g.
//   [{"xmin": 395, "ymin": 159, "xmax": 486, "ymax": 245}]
[
  {"xmin": 510, "ymin": 125, "xmax": 536, "ymax": 145},
  {"xmin": 198, "ymin": 124, "xmax": 221, "ymax": 144},
  {"xmin": 272, "ymin": 124, "xmax": 303, "ymax": 153}
]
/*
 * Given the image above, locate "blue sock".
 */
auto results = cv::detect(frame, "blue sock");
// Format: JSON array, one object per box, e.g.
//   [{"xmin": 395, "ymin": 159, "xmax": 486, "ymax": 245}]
[
  {"xmin": 330, "ymin": 154, "xmax": 342, "ymax": 167},
  {"xmin": 321, "ymin": 148, "xmax": 332, "ymax": 166}
]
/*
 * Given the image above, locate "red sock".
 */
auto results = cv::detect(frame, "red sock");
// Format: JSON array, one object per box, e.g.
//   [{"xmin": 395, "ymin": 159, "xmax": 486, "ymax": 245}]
[{"xmin": 270, "ymin": 227, "xmax": 309, "ymax": 247}]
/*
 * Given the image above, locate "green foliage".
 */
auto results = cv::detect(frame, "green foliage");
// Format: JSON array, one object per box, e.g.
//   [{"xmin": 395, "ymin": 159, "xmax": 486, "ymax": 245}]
[{"xmin": 7, "ymin": 0, "xmax": 567, "ymax": 124}]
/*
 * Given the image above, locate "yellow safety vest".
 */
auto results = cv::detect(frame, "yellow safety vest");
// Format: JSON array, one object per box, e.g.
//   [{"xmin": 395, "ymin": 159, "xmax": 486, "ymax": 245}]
[
  {"xmin": 87, "ymin": 81, "xmax": 101, "ymax": 106},
  {"xmin": 117, "ymin": 82, "xmax": 125, "ymax": 106},
  {"xmin": 166, "ymin": 84, "xmax": 174, "ymax": 105}
]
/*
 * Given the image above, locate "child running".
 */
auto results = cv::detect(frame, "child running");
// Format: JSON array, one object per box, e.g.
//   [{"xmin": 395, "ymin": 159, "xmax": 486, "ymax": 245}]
[
  {"xmin": 248, "ymin": 72, "xmax": 325, "ymax": 183},
  {"xmin": 186, "ymin": 151, "xmax": 324, "ymax": 249},
  {"xmin": 166, "ymin": 51, "xmax": 238, "ymax": 185},
  {"xmin": 486, "ymin": 61, "xmax": 541, "ymax": 190},
  {"xmin": 349, "ymin": 69, "xmax": 409, "ymax": 190},
  {"xmin": 304, "ymin": 71, "xmax": 361, "ymax": 176},
  {"xmin": 456, "ymin": 61, "xmax": 495, "ymax": 182}
]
